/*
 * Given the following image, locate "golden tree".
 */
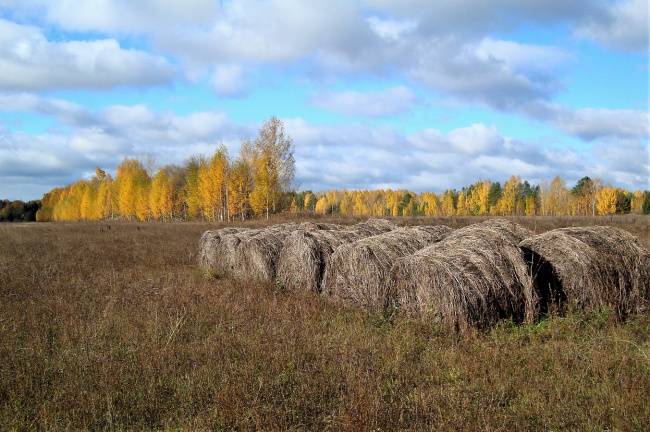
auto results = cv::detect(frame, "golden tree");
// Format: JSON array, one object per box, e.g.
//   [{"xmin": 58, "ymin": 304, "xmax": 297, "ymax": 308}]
[
  {"xmin": 249, "ymin": 117, "xmax": 295, "ymax": 218},
  {"xmin": 441, "ymin": 190, "xmax": 456, "ymax": 216},
  {"xmin": 498, "ymin": 175, "xmax": 522, "ymax": 215},
  {"xmin": 228, "ymin": 156, "xmax": 253, "ymax": 221},
  {"xmin": 150, "ymin": 169, "xmax": 167, "ymax": 220},
  {"xmin": 315, "ymin": 195, "xmax": 329, "ymax": 214},
  {"xmin": 183, "ymin": 156, "xmax": 205, "ymax": 220},
  {"xmin": 596, "ymin": 186, "xmax": 618, "ymax": 215},
  {"xmin": 421, "ymin": 192, "xmax": 441, "ymax": 216},
  {"xmin": 548, "ymin": 175, "xmax": 568, "ymax": 216},
  {"xmin": 456, "ymin": 190, "xmax": 469, "ymax": 216}
]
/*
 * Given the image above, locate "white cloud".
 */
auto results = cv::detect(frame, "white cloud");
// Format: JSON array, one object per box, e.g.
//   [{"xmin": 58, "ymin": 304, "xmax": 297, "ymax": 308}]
[
  {"xmin": 0, "ymin": 19, "xmax": 177, "ymax": 91},
  {"xmin": 406, "ymin": 129, "xmax": 447, "ymax": 152},
  {"xmin": 576, "ymin": 0, "xmax": 649, "ymax": 52},
  {"xmin": 0, "ymin": 1, "xmax": 646, "ymax": 199},
  {"xmin": 475, "ymin": 38, "xmax": 571, "ymax": 74},
  {"xmin": 408, "ymin": 37, "xmax": 570, "ymax": 110},
  {"xmin": 155, "ymin": 0, "xmax": 375, "ymax": 66},
  {"xmin": 522, "ymin": 102, "xmax": 650, "ymax": 142},
  {"xmin": 1, "ymin": 103, "xmax": 648, "ymax": 200},
  {"xmin": 0, "ymin": 0, "xmax": 628, "ymax": 108},
  {"xmin": 553, "ymin": 107, "xmax": 650, "ymax": 141},
  {"xmin": 0, "ymin": 132, "xmax": 87, "ymax": 177},
  {"xmin": 68, "ymin": 127, "xmax": 130, "ymax": 153},
  {"xmin": 210, "ymin": 64, "xmax": 246, "ymax": 96},
  {"xmin": 310, "ymin": 86, "xmax": 415, "ymax": 117},
  {"xmin": 0, "ymin": 92, "xmax": 94, "ymax": 125},
  {"xmin": 285, "ymin": 118, "xmax": 646, "ymax": 193},
  {"xmin": 448, "ymin": 124, "xmax": 504, "ymax": 154},
  {"xmin": 362, "ymin": 0, "xmax": 599, "ymax": 37},
  {"xmin": 3, "ymin": 0, "xmax": 219, "ymax": 34},
  {"xmin": 367, "ymin": 16, "xmax": 417, "ymax": 41}
]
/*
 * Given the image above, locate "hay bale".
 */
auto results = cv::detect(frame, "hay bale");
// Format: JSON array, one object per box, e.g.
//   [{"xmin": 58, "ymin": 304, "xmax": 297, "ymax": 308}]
[
  {"xmin": 322, "ymin": 225, "xmax": 452, "ymax": 312},
  {"xmin": 352, "ymin": 218, "xmax": 398, "ymax": 236},
  {"xmin": 297, "ymin": 221, "xmax": 345, "ymax": 231},
  {"xmin": 198, "ymin": 227, "xmax": 250, "ymax": 273},
  {"xmin": 275, "ymin": 218, "xmax": 397, "ymax": 294},
  {"xmin": 519, "ymin": 226, "xmax": 650, "ymax": 318},
  {"xmin": 232, "ymin": 223, "xmax": 306, "ymax": 282},
  {"xmin": 213, "ymin": 229, "xmax": 261, "ymax": 277},
  {"xmin": 475, "ymin": 218, "xmax": 533, "ymax": 243},
  {"xmin": 388, "ymin": 224, "xmax": 533, "ymax": 332},
  {"xmin": 277, "ymin": 227, "xmax": 375, "ymax": 294}
]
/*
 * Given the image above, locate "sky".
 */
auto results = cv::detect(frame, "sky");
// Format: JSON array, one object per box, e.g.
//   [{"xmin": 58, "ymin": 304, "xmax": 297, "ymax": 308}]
[{"xmin": 0, "ymin": 0, "xmax": 648, "ymax": 201}]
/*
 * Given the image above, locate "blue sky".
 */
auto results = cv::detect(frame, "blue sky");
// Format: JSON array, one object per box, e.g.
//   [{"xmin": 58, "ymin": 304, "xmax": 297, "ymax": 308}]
[{"xmin": 0, "ymin": 0, "xmax": 648, "ymax": 201}]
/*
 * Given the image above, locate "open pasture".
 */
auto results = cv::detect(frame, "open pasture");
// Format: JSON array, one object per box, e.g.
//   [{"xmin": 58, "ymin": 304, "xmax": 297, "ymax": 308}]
[{"xmin": 1, "ymin": 215, "xmax": 649, "ymax": 430}]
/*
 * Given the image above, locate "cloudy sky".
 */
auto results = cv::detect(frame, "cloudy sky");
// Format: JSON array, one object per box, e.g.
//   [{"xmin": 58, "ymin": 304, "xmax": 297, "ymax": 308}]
[{"xmin": 0, "ymin": 0, "xmax": 648, "ymax": 201}]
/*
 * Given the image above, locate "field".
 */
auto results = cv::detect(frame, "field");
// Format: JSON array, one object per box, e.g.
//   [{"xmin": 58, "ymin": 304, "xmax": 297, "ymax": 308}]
[{"xmin": 1, "ymin": 215, "xmax": 649, "ymax": 430}]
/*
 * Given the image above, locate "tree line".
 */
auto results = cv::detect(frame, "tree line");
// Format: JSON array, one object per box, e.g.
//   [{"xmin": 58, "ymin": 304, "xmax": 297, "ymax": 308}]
[
  {"xmin": 36, "ymin": 117, "xmax": 295, "ymax": 222},
  {"xmin": 296, "ymin": 176, "xmax": 649, "ymax": 218},
  {"xmin": 0, "ymin": 199, "xmax": 41, "ymax": 222},
  {"xmin": 33, "ymin": 117, "xmax": 650, "ymax": 221}
]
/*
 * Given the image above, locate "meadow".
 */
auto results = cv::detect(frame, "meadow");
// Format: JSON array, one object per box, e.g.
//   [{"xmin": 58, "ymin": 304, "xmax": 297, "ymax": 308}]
[{"xmin": 1, "ymin": 215, "xmax": 649, "ymax": 431}]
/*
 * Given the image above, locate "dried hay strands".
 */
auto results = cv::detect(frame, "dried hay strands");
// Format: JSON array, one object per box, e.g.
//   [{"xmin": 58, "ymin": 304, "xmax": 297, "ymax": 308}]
[
  {"xmin": 322, "ymin": 225, "xmax": 452, "ymax": 313},
  {"xmin": 474, "ymin": 218, "xmax": 533, "ymax": 243},
  {"xmin": 519, "ymin": 226, "xmax": 650, "ymax": 318},
  {"xmin": 232, "ymin": 223, "xmax": 308, "ymax": 282},
  {"xmin": 277, "ymin": 228, "xmax": 374, "ymax": 294},
  {"xmin": 297, "ymin": 221, "xmax": 345, "ymax": 231},
  {"xmin": 388, "ymin": 224, "xmax": 533, "ymax": 332},
  {"xmin": 275, "ymin": 218, "xmax": 398, "ymax": 293},
  {"xmin": 352, "ymin": 218, "xmax": 398, "ymax": 236},
  {"xmin": 213, "ymin": 229, "xmax": 260, "ymax": 277},
  {"xmin": 198, "ymin": 227, "xmax": 250, "ymax": 273}
]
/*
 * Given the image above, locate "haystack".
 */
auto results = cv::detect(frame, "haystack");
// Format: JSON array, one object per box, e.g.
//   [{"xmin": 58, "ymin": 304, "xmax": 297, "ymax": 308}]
[
  {"xmin": 212, "ymin": 228, "xmax": 261, "ymax": 277},
  {"xmin": 388, "ymin": 224, "xmax": 533, "ymax": 332},
  {"xmin": 475, "ymin": 218, "xmax": 533, "ymax": 243},
  {"xmin": 198, "ymin": 227, "xmax": 250, "ymax": 274},
  {"xmin": 276, "ymin": 220, "xmax": 398, "ymax": 294},
  {"xmin": 322, "ymin": 225, "xmax": 452, "ymax": 312},
  {"xmin": 297, "ymin": 221, "xmax": 344, "ymax": 231},
  {"xmin": 232, "ymin": 222, "xmax": 309, "ymax": 282},
  {"xmin": 519, "ymin": 226, "xmax": 650, "ymax": 318}
]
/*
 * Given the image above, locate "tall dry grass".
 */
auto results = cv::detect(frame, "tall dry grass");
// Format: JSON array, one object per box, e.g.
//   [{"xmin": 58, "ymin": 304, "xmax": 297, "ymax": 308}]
[{"xmin": 1, "ymin": 216, "xmax": 649, "ymax": 430}]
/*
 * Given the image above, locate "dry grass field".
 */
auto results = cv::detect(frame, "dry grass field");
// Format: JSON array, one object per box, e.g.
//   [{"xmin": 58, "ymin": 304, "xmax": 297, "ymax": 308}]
[{"xmin": 1, "ymin": 215, "xmax": 649, "ymax": 430}]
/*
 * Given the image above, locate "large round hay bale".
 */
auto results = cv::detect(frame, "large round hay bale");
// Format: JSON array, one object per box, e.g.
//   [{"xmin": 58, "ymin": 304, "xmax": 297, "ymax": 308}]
[
  {"xmin": 232, "ymin": 222, "xmax": 309, "ymax": 282},
  {"xmin": 519, "ymin": 226, "xmax": 650, "ymax": 318},
  {"xmin": 198, "ymin": 227, "xmax": 250, "ymax": 274},
  {"xmin": 352, "ymin": 218, "xmax": 398, "ymax": 236},
  {"xmin": 297, "ymin": 221, "xmax": 345, "ymax": 231},
  {"xmin": 388, "ymin": 224, "xmax": 533, "ymax": 332},
  {"xmin": 214, "ymin": 229, "xmax": 261, "ymax": 277},
  {"xmin": 322, "ymin": 225, "xmax": 452, "ymax": 313},
  {"xmin": 276, "ymin": 227, "xmax": 381, "ymax": 294},
  {"xmin": 475, "ymin": 218, "xmax": 533, "ymax": 243}
]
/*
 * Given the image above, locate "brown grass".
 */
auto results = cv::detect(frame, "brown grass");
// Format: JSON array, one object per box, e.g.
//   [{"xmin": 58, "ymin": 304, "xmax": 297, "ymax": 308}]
[
  {"xmin": 520, "ymin": 226, "xmax": 650, "ymax": 319},
  {"xmin": 322, "ymin": 225, "xmax": 452, "ymax": 313},
  {"xmin": 1, "ymin": 218, "xmax": 649, "ymax": 430},
  {"xmin": 388, "ymin": 223, "xmax": 533, "ymax": 332}
]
